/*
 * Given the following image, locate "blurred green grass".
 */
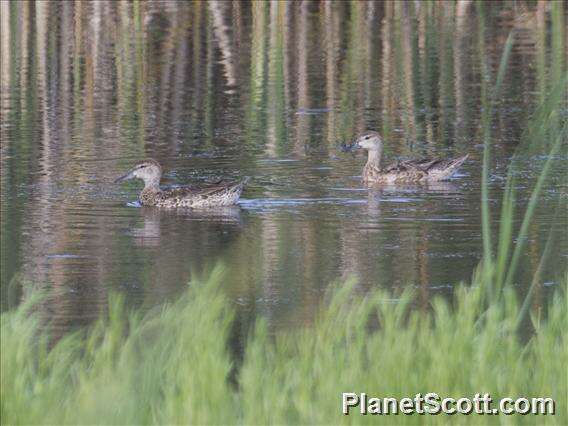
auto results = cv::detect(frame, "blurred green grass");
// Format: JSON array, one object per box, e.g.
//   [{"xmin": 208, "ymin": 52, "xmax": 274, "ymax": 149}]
[{"xmin": 1, "ymin": 266, "xmax": 566, "ymax": 425}]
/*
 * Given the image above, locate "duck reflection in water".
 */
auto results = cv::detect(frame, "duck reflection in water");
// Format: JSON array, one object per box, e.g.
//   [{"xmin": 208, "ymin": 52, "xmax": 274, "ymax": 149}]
[
  {"xmin": 129, "ymin": 206, "xmax": 243, "ymax": 248},
  {"xmin": 365, "ymin": 181, "xmax": 461, "ymax": 216}
]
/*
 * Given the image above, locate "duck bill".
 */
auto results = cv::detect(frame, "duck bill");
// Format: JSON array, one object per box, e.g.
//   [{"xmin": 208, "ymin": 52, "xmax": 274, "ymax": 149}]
[
  {"xmin": 340, "ymin": 141, "xmax": 361, "ymax": 153},
  {"xmin": 114, "ymin": 170, "xmax": 134, "ymax": 183}
]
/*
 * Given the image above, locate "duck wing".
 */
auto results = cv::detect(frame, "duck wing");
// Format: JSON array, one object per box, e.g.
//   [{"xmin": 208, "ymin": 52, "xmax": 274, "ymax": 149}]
[
  {"xmin": 382, "ymin": 158, "xmax": 431, "ymax": 173},
  {"xmin": 391, "ymin": 155, "xmax": 469, "ymax": 181},
  {"xmin": 162, "ymin": 180, "xmax": 244, "ymax": 199},
  {"xmin": 383, "ymin": 158, "xmax": 457, "ymax": 173}
]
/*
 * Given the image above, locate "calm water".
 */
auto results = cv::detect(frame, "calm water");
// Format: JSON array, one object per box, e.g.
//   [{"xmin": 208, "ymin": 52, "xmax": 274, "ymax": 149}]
[{"xmin": 1, "ymin": 1, "xmax": 566, "ymax": 335}]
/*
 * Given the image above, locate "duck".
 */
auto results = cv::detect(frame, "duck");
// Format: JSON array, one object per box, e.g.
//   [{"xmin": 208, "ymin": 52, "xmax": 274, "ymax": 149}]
[
  {"xmin": 114, "ymin": 159, "xmax": 248, "ymax": 208},
  {"xmin": 341, "ymin": 131, "xmax": 469, "ymax": 184}
]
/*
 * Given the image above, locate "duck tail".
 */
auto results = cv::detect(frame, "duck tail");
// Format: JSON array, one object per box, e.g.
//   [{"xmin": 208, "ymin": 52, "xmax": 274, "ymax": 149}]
[
  {"xmin": 451, "ymin": 153, "xmax": 469, "ymax": 167},
  {"xmin": 229, "ymin": 176, "xmax": 250, "ymax": 195},
  {"xmin": 434, "ymin": 154, "xmax": 469, "ymax": 181}
]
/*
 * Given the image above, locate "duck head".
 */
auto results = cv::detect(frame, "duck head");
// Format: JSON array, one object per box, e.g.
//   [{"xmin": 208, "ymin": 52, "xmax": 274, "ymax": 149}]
[
  {"xmin": 114, "ymin": 159, "xmax": 162, "ymax": 187},
  {"xmin": 341, "ymin": 131, "xmax": 383, "ymax": 152}
]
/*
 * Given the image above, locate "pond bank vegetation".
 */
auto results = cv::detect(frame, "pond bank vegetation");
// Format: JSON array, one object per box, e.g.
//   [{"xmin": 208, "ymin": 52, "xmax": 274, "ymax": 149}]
[{"xmin": 1, "ymin": 266, "xmax": 566, "ymax": 424}]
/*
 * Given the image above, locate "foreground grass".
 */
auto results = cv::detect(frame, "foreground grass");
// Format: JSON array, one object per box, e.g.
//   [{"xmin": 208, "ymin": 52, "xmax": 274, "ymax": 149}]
[{"xmin": 1, "ymin": 267, "xmax": 566, "ymax": 425}]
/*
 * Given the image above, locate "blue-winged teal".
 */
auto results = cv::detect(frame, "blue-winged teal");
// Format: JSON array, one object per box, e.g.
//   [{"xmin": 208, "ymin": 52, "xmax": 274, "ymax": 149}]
[
  {"xmin": 114, "ymin": 159, "xmax": 247, "ymax": 208},
  {"xmin": 342, "ymin": 131, "xmax": 469, "ymax": 184}
]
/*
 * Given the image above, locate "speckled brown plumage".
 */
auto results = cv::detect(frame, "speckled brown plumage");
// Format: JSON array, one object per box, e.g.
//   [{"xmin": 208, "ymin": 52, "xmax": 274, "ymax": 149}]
[
  {"xmin": 362, "ymin": 155, "xmax": 469, "ymax": 184},
  {"xmin": 343, "ymin": 131, "xmax": 469, "ymax": 184},
  {"xmin": 115, "ymin": 159, "xmax": 247, "ymax": 208}
]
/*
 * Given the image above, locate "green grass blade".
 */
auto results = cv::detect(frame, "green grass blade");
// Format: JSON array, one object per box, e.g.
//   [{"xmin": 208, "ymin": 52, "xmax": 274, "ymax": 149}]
[
  {"xmin": 480, "ymin": 29, "xmax": 515, "ymax": 294},
  {"xmin": 504, "ymin": 129, "xmax": 564, "ymax": 288},
  {"xmin": 494, "ymin": 31, "xmax": 515, "ymax": 98},
  {"xmin": 495, "ymin": 171, "xmax": 516, "ymax": 293},
  {"xmin": 515, "ymin": 201, "xmax": 561, "ymax": 331}
]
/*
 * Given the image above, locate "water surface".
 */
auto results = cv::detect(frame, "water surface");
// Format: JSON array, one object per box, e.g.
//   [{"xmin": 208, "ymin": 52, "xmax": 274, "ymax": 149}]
[{"xmin": 1, "ymin": 1, "xmax": 565, "ymax": 335}]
